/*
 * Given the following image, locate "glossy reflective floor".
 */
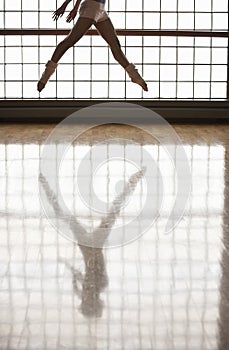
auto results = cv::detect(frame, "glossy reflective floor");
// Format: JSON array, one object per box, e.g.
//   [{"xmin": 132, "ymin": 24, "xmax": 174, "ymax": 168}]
[{"xmin": 0, "ymin": 122, "xmax": 229, "ymax": 350}]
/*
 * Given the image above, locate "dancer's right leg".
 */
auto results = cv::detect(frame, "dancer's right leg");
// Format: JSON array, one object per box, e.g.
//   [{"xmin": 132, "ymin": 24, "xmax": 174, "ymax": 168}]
[
  {"xmin": 95, "ymin": 18, "xmax": 148, "ymax": 91},
  {"xmin": 37, "ymin": 17, "xmax": 94, "ymax": 92}
]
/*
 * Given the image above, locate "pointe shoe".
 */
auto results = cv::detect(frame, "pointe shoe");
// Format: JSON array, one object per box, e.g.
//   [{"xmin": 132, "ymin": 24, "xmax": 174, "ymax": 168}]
[
  {"xmin": 125, "ymin": 63, "xmax": 148, "ymax": 91},
  {"xmin": 37, "ymin": 60, "xmax": 58, "ymax": 92}
]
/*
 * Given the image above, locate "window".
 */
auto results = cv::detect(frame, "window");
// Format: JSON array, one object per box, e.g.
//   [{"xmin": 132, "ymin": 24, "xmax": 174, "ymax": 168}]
[{"xmin": 0, "ymin": 0, "xmax": 228, "ymax": 99}]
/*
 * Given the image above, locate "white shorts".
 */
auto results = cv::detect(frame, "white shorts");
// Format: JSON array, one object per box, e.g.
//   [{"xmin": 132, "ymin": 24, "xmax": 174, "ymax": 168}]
[{"xmin": 79, "ymin": 0, "xmax": 109, "ymax": 23}]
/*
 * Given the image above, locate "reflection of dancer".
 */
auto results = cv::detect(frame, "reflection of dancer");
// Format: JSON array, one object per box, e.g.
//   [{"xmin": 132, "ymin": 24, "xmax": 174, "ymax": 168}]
[
  {"xmin": 59, "ymin": 249, "xmax": 108, "ymax": 317},
  {"xmin": 39, "ymin": 167, "xmax": 145, "ymax": 317},
  {"xmin": 37, "ymin": 0, "xmax": 148, "ymax": 92}
]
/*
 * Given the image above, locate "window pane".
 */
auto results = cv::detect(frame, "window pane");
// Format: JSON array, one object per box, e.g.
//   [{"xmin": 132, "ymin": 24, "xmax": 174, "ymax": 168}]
[
  {"xmin": 194, "ymin": 65, "xmax": 211, "ymax": 81},
  {"xmin": 195, "ymin": 0, "xmax": 212, "ymax": 12},
  {"xmin": 5, "ymin": 64, "xmax": 22, "ymax": 81},
  {"xmin": 177, "ymin": 82, "xmax": 193, "ymax": 98}
]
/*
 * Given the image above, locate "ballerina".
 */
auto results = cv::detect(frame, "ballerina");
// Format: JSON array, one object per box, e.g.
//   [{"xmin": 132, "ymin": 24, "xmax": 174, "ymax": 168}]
[{"xmin": 37, "ymin": 0, "xmax": 148, "ymax": 92}]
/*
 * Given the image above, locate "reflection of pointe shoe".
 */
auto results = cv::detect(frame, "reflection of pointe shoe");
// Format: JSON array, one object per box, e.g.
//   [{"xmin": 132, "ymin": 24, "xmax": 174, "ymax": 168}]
[
  {"xmin": 129, "ymin": 167, "xmax": 146, "ymax": 184},
  {"xmin": 125, "ymin": 63, "xmax": 148, "ymax": 91},
  {"xmin": 37, "ymin": 60, "xmax": 58, "ymax": 92}
]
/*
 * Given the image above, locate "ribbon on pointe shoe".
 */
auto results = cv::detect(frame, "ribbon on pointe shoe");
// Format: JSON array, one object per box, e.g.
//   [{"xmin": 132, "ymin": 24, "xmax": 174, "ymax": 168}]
[
  {"xmin": 39, "ymin": 60, "xmax": 58, "ymax": 85},
  {"xmin": 125, "ymin": 63, "xmax": 147, "ymax": 90}
]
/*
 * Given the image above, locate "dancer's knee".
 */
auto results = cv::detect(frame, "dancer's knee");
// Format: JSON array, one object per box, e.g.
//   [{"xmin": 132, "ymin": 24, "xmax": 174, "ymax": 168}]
[
  {"xmin": 114, "ymin": 37, "xmax": 121, "ymax": 49},
  {"xmin": 111, "ymin": 45, "xmax": 122, "ymax": 62},
  {"xmin": 62, "ymin": 36, "xmax": 75, "ymax": 48}
]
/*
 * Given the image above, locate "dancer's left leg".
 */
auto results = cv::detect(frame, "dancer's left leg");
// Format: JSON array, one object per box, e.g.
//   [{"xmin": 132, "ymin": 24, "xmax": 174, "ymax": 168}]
[
  {"xmin": 37, "ymin": 17, "xmax": 94, "ymax": 92},
  {"xmin": 95, "ymin": 18, "xmax": 148, "ymax": 91}
]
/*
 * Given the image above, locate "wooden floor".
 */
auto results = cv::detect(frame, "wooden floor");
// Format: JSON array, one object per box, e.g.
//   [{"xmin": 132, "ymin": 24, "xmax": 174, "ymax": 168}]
[{"xmin": 0, "ymin": 122, "xmax": 229, "ymax": 350}]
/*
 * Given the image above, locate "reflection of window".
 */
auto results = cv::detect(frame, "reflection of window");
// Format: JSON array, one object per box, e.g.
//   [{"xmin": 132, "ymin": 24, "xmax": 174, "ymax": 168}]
[
  {"xmin": 0, "ymin": 0, "xmax": 228, "ymax": 99},
  {"xmin": 0, "ymin": 140, "xmax": 225, "ymax": 347}
]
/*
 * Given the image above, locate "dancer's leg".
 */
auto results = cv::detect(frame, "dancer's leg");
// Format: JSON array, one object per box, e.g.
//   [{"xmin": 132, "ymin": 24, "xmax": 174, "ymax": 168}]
[
  {"xmin": 95, "ymin": 18, "xmax": 148, "ymax": 91},
  {"xmin": 51, "ymin": 17, "xmax": 94, "ymax": 63},
  {"xmin": 95, "ymin": 18, "xmax": 129, "ymax": 68},
  {"xmin": 37, "ymin": 17, "xmax": 94, "ymax": 92}
]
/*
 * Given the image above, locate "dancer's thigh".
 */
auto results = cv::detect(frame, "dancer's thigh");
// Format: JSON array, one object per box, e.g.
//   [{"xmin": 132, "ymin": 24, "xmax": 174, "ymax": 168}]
[
  {"xmin": 94, "ymin": 18, "xmax": 121, "ymax": 48},
  {"xmin": 65, "ymin": 17, "xmax": 94, "ymax": 44}
]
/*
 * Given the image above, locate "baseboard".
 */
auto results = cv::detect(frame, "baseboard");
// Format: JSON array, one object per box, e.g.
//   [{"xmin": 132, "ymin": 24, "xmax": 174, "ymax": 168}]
[{"xmin": 0, "ymin": 100, "xmax": 228, "ymax": 123}]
